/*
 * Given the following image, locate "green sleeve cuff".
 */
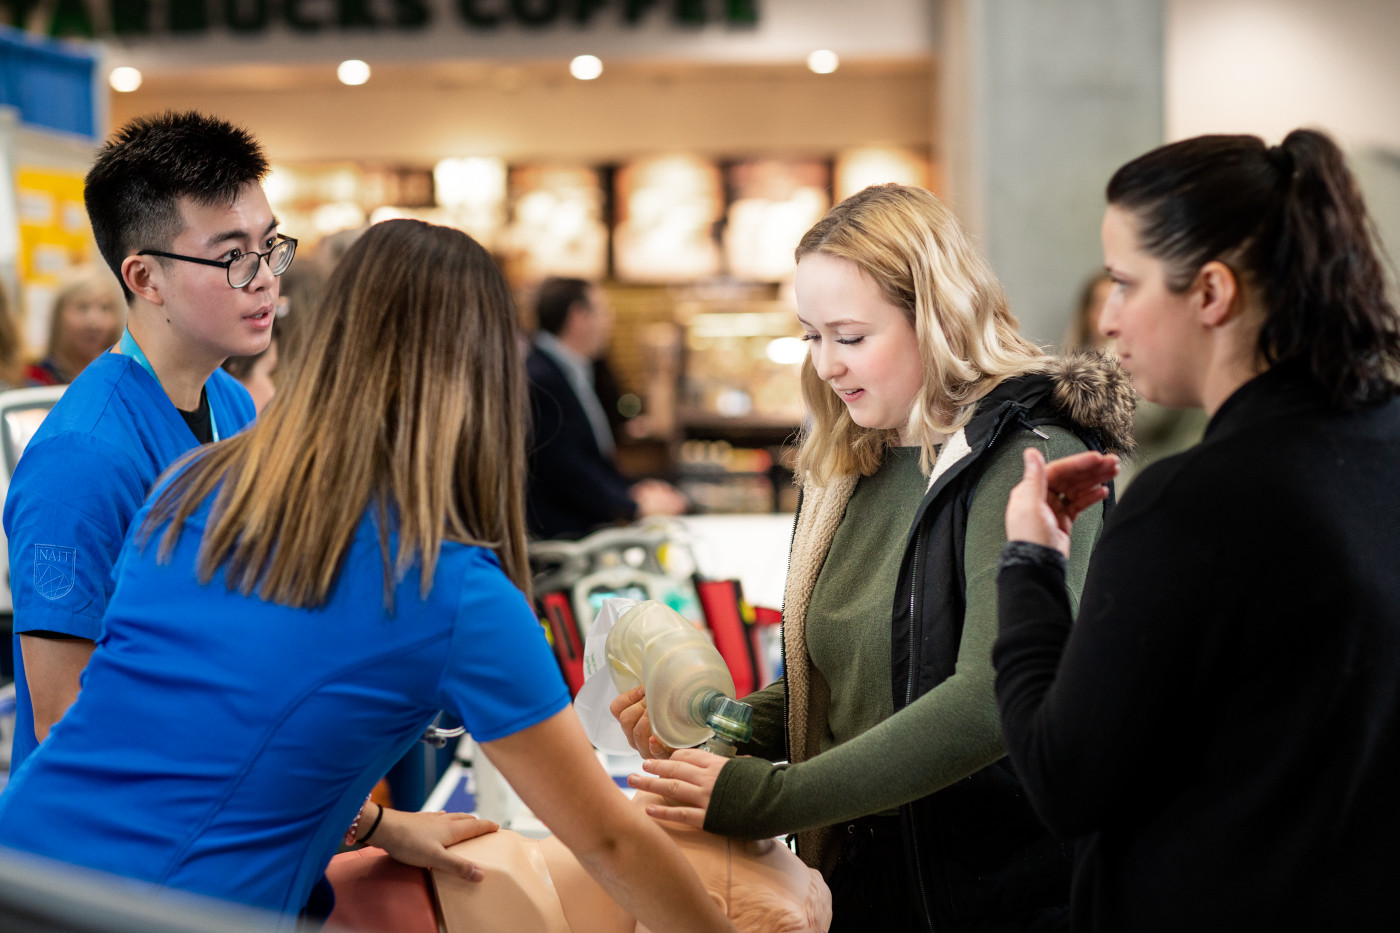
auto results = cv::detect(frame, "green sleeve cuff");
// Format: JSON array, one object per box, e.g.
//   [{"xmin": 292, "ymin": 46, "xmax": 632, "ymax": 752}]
[{"xmin": 703, "ymin": 755, "xmax": 792, "ymax": 839}]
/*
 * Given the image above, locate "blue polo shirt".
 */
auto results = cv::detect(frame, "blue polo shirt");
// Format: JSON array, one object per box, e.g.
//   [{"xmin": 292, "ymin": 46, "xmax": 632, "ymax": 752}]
[
  {"xmin": 3, "ymin": 352, "xmax": 256, "ymax": 772},
  {"xmin": 0, "ymin": 480, "xmax": 570, "ymax": 918}
]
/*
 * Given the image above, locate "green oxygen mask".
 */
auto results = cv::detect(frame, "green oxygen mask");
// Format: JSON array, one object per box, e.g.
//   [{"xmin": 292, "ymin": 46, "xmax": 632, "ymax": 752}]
[{"xmin": 605, "ymin": 600, "xmax": 754, "ymax": 756}]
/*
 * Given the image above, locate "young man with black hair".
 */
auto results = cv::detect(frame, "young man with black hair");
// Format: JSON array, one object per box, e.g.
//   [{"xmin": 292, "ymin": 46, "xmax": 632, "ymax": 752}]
[{"xmin": 4, "ymin": 111, "xmax": 284, "ymax": 772}]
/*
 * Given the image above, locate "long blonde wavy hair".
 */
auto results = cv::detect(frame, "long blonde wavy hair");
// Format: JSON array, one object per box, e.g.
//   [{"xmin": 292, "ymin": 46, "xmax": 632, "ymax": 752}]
[
  {"xmin": 141, "ymin": 218, "xmax": 531, "ymax": 606},
  {"xmin": 795, "ymin": 184, "xmax": 1047, "ymax": 483}
]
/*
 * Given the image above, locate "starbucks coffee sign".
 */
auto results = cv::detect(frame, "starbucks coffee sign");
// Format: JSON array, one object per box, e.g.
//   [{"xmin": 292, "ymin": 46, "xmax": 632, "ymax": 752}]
[{"xmin": 11, "ymin": 0, "xmax": 760, "ymax": 38}]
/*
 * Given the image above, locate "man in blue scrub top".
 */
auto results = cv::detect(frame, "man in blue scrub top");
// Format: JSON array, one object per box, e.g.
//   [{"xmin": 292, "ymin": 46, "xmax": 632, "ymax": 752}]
[{"xmin": 4, "ymin": 112, "xmax": 287, "ymax": 772}]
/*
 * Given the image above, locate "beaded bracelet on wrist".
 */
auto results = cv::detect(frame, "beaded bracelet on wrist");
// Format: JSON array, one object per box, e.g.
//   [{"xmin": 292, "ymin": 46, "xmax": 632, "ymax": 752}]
[{"xmin": 342, "ymin": 795, "xmax": 373, "ymax": 848}]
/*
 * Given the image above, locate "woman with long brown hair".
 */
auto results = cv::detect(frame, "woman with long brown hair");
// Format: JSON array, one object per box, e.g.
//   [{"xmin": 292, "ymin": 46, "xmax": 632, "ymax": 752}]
[{"xmin": 0, "ymin": 219, "xmax": 737, "ymax": 933}]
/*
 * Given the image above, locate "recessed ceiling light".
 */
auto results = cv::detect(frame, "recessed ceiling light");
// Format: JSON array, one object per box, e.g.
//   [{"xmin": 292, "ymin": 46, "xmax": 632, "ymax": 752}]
[
  {"xmin": 807, "ymin": 50, "xmax": 839, "ymax": 75},
  {"xmin": 109, "ymin": 66, "xmax": 143, "ymax": 92},
  {"xmin": 338, "ymin": 59, "xmax": 371, "ymax": 86},
  {"xmin": 570, "ymin": 55, "xmax": 603, "ymax": 81}
]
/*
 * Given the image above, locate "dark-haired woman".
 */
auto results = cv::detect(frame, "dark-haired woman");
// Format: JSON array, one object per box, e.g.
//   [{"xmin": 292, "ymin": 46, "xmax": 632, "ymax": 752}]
[
  {"xmin": 994, "ymin": 129, "xmax": 1400, "ymax": 931},
  {"xmin": 0, "ymin": 220, "xmax": 738, "ymax": 933}
]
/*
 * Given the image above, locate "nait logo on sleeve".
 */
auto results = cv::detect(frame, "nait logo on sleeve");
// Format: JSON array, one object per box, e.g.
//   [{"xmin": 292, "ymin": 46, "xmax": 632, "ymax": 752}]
[{"xmin": 34, "ymin": 544, "xmax": 78, "ymax": 600}]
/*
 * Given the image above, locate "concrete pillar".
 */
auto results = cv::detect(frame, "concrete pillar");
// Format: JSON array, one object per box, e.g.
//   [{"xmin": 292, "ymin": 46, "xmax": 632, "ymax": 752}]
[
  {"xmin": 938, "ymin": 0, "xmax": 1165, "ymax": 346},
  {"xmin": 1352, "ymin": 149, "xmax": 1400, "ymax": 294}
]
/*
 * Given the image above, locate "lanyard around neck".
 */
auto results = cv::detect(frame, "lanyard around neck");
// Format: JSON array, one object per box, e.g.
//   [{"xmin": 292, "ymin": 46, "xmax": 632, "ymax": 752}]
[{"xmin": 119, "ymin": 329, "xmax": 220, "ymax": 442}]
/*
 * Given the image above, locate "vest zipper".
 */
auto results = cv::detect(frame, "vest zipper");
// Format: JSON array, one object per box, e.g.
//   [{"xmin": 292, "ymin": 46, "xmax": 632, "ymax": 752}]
[
  {"xmin": 905, "ymin": 534, "xmax": 920, "ymax": 707},
  {"xmin": 905, "ymin": 529, "xmax": 936, "ymax": 931},
  {"xmin": 988, "ymin": 406, "xmax": 1044, "ymax": 452}
]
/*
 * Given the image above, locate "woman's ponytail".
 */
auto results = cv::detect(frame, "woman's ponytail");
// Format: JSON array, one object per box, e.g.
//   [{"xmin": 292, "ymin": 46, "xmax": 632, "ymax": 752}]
[{"xmin": 1256, "ymin": 129, "xmax": 1400, "ymax": 407}]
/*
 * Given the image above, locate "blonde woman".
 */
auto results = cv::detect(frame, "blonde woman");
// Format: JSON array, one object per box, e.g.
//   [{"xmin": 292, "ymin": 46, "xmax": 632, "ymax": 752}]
[
  {"xmin": 0, "ymin": 220, "xmax": 738, "ymax": 933},
  {"xmin": 621, "ymin": 185, "xmax": 1134, "ymax": 932},
  {"xmin": 24, "ymin": 265, "xmax": 124, "ymax": 385}
]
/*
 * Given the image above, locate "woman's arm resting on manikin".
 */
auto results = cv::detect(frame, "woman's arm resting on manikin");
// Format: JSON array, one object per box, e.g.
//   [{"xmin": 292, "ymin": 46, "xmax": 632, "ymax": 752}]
[{"xmin": 366, "ymin": 804, "xmax": 500, "ymax": 881}]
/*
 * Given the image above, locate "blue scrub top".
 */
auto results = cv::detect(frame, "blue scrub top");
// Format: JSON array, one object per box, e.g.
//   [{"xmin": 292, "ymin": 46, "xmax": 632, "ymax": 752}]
[
  {"xmin": 4, "ymin": 353, "xmax": 256, "ymax": 772},
  {"xmin": 0, "ymin": 479, "xmax": 570, "ymax": 918}
]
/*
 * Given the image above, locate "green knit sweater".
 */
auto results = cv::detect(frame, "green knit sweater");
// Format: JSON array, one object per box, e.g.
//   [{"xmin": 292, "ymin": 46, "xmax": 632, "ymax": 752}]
[{"xmin": 706, "ymin": 426, "xmax": 1099, "ymax": 838}]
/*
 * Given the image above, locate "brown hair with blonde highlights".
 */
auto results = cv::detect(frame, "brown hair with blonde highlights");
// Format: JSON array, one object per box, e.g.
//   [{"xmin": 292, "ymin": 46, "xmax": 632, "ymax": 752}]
[
  {"xmin": 794, "ymin": 184, "xmax": 1046, "ymax": 483},
  {"xmin": 141, "ymin": 218, "xmax": 530, "ymax": 606}
]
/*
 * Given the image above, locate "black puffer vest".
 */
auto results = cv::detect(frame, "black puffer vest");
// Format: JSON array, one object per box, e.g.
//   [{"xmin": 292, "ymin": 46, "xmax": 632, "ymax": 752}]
[{"xmin": 889, "ymin": 367, "xmax": 1132, "ymax": 932}]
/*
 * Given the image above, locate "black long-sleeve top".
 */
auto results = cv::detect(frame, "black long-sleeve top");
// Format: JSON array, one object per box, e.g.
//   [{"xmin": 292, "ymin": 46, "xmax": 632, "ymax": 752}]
[{"xmin": 994, "ymin": 362, "xmax": 1400, "ymax": 932}]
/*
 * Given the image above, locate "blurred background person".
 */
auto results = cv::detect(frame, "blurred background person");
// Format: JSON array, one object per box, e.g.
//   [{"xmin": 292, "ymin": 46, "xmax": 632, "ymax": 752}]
[
  {"xmin": 219, "ymin": 237, "xmax": 340, "ymax": 419},
  {"xmin": 1064, "ymin": 273, "xmax": 1114, "ymax": 354},
  {"xmin": 261, "ymin": 264, "xmax": 315, "ymax": 388},
  {"xmin": 0, "ymin": 284, "xmax": 20, "ymax": 681},
  {"xmin": 0, "ymin": 285, "xmax": 22, "ymax": 391},
  {"xmin": 221, "ymin": 337, "xmax": 278, "ymax": 414},
  {"xmin": 525, "ymin": 276, "xmax": 686, "ymax": 541},
  {"xmin": 1066, "ymin": 269, "xmax": 1207, "ymax": 490},
  {"xmin": 24, "ymin": 265, "xmax": 124, "ymax": 387}
]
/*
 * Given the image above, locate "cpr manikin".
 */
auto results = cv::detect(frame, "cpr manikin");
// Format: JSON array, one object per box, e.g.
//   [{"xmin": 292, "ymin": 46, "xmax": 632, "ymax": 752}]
[
  {"xmin": 327, "ymin": 791, "xmax": 831, "ymax": 933},
  {"xmin": 325, "ymin": 602, "xmax": 820, "ymax": 930}
]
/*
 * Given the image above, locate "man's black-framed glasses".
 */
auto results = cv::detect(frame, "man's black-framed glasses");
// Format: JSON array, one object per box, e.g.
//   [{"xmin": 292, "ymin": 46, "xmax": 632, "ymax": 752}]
[{"xmin": 138, "ymin": 235, "xmax": 297, "ymax": 289}]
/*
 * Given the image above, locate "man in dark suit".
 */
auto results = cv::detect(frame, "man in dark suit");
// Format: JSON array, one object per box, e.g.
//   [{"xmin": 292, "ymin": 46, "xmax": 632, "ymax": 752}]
[{"xmin": 525, "ymin": 278, "xmax": 686, "ymax": 540}]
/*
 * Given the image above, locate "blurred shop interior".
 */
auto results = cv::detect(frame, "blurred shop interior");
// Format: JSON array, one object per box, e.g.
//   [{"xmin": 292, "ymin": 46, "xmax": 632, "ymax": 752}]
[{"xmin": 0, "ymin": 0, "xmax": 1398, "ymax": 531}]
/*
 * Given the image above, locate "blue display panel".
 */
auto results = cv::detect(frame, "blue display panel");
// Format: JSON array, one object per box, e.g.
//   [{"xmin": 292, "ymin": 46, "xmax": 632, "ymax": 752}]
[{"xmin": 0, "ymin": 25, "xmax": 97, "ymax": 140}]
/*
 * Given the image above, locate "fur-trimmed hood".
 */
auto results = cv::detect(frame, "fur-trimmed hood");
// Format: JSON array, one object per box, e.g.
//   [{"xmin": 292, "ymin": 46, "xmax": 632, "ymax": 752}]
[{"xmin": 1045, "ymin": 349, "xmax": 1137, "ymax": 457}]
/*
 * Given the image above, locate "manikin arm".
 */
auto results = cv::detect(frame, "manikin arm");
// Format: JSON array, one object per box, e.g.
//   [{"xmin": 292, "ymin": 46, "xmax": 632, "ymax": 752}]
[{"xmin": 480, "ymin": 708, "xmax": 735, "ymax": 933}]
